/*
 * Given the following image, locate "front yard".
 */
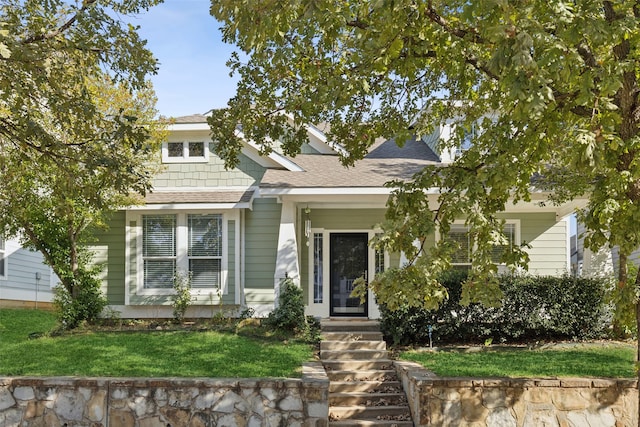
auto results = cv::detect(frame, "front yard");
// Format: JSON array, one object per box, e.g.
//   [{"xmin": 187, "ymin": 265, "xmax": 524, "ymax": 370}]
[
  {"xmin": 0, "ymin": 309, "xmax": 314, "ymax": 378},
  {"xmin": 401, "ymin": 342, "xmax": 636, "ymax": 378}
]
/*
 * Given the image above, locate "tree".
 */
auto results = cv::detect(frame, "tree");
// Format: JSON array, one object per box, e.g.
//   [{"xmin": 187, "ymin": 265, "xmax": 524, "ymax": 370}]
[
  {"xmin": 0, "ymin": 0, "xmax": 161, "ymax": 157},
  {"xmin": 0, "ymin": 0, "xmax": 163, "ymax": 326},
  {"xmin": 0, "ymin": 75, "xmax": 165, "ymax": 327},
  {"xmin": 209, "ymin": 0, "xmax": 640, "ymax": 309}
]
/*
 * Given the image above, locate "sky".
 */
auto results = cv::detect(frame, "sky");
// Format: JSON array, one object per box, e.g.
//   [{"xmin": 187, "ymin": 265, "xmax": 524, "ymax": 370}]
[{"xmin": 132, "ymin": 0, "xmax": 239, "ymax": 118}]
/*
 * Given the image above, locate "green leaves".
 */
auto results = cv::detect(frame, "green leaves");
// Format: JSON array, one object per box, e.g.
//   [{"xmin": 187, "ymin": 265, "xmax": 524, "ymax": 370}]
[
  {"xmin": 212, "ymin": 0, "xmax": 640, "ymax": 310},
  {"xmin": 0, "ymin": 1, "xmax": 163, "ymax": 321}
]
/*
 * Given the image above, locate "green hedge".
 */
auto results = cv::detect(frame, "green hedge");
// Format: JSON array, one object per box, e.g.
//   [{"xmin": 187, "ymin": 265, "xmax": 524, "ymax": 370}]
[{"xmin": 380, "ymin": 271, "xmax": 610, "ymax": 345}]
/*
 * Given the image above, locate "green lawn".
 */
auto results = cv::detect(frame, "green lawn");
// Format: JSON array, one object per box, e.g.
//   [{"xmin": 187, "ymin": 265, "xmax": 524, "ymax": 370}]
[
  {"xmin": 0, "ymin": 309, "xmax": 313, "ymax": 378},
  {"xmin": 401, "ymin": 343, "xmax": 637, "ymax": 378}
]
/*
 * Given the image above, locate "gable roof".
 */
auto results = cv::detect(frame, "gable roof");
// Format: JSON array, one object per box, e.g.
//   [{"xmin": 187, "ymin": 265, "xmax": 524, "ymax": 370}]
[
  {"xmin": 365, "ymin": 135, "xmax": 440, "ymax": 162},
  {"xmin": 260, "ymin": 136, "xmax": 440, "ymax": 190}
]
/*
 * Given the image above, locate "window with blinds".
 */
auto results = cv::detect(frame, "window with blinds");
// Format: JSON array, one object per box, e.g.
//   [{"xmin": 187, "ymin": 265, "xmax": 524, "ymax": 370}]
[
  {"xmin": 143, "ymin": 215, "xmax": 176, "ymax": 289},
  {"xmin": 448, "ymin": 223, "xmax": 517, "ymax": 266},
  {"xmin": 188, "ymin": 214, "xmax": 222, "ymax": 288},
  {"xmin": 449, "ymin": 224, "xmax": 471, "ymax": 265}
]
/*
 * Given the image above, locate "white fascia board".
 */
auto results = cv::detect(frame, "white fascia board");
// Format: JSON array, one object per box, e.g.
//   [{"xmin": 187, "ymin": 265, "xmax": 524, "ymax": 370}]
[
  {"xmin": 149, "ymin": 186, "xmax": 256, "ymax": 193},
  {"xmin": 259, "ymin": 186, "xmax": 441, "ymax": 196},
  {"xmin": 167, "ymin": 123, "xmax": 211, "ymax": 132},
  {"xmin": 128, "ymin": 202, "xmax": 252, "ymax": 211},
  {"xmin": 234, "ymin": 129, "xmax": 304, "ymax": 172},
  {"xmin": 259, "ymin": 187, "xmax": 393, "ymax": 196}
]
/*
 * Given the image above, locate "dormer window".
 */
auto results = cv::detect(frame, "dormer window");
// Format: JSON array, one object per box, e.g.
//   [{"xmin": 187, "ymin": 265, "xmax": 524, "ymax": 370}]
[{"xmin": 162, "ymin": 141, "xmax": 209, "ymax": 163}]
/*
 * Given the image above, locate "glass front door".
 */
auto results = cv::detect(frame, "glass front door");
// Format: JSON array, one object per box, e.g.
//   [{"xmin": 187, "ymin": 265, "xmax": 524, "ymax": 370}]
[{"xmin": 330, "ymin": 233, "xmax": 368, "ymax": 317}]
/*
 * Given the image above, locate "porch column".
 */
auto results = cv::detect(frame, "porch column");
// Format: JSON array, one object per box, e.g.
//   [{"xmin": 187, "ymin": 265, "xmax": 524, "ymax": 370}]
[{"xmin": 274, "ymin": 200, "xmax": 300, "ymax": 307}]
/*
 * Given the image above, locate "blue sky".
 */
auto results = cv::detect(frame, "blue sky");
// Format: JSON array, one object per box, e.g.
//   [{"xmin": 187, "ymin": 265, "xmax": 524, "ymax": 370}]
[{"xmin": 133, "ymin": 1, "xmax": 238, "ymax": 117}]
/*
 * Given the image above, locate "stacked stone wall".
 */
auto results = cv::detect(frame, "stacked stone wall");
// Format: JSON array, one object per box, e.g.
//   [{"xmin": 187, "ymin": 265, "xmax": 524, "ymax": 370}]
[
  {"xmin": 0, "ymin": 363, "xmax": 328, "ymax": 427},
  {"xmin": 395, "ymin": 360, "xmax": 638, "ymax": 426}
]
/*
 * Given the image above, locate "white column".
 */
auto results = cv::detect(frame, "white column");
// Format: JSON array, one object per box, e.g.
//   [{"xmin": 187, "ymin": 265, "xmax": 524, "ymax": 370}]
[{"xmin": 274, "ymin": 200, "xmax": 300, "ymax": 307}]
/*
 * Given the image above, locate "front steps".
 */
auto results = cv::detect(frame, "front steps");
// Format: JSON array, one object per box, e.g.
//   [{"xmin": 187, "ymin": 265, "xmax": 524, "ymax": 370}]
[{"xmin": 320, "ymin": 320, "xmax": 413, "ymax": 427}]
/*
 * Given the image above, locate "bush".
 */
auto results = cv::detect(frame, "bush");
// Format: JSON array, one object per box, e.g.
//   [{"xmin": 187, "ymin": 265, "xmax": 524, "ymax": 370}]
[
  {"xmin": 264, "ymin": 278, "xmax": 306, "ymax": 333},
  {"xmin": 380, "ymin": 271, "xmax": 610, "ymax": 345},
  {"xmin": 172, "ymin": 271, "xmax": 193, "ymax": 323},
  {"xmin": 53, "ymin": 270, "xmax": 107, "ymax": 330}
]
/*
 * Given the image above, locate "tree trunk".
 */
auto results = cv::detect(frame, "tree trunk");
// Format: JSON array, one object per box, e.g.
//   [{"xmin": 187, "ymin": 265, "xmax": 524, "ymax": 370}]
[{"xmin": 635, "ymin": 264, "xmax": 640, "ymax": 427}]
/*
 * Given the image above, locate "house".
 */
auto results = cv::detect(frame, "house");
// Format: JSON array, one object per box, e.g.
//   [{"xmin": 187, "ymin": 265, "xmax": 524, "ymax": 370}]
[
  {"xmin": 92, "ymin": 114, "xmax": 579, "ymax": 319},
  {"xmin": 0, "ymin": 236, "xmax": 57, "ymax": 309}
]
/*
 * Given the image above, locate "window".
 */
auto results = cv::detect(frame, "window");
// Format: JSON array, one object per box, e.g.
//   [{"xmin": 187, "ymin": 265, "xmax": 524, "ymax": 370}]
[
  {"xmin": 143, "ymin": 215, "xmax": 176, "ymax": 289},
  {"xmin": 162, "ymin": 141, "xmax": 209, "ymax": 163},
  {"xmin": 447, "ymin": 222, "xmax": 518, "ymax": 266},
  {"xmin": 188, "ymin": 214, "xmax": 222, "ymax": 288},
  {"xmin": 141, "ymin": 213, "xmax": 223, "ymax": 291},
  {"xmin": 313, "ymin": 233, "xmax": 323, "ymax": 303}
]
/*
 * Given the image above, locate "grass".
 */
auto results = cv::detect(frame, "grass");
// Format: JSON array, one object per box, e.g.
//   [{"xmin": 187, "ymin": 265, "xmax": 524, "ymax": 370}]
[
  {"xmin": 401, "ymin": 343, "xmax": 637, "ymax": 378},
  {"xmin": 0, "ymin": 308, "xmax": 314, "ymax": 378}
]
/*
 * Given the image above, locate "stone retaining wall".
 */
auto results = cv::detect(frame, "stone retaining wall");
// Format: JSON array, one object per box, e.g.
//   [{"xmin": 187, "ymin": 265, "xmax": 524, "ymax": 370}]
[
  {"xmin": 395, "ymin": 360, "xmax": 638, "ymax": 427},
  {"xmin": 0, "ymin": 363, "xmax": 329, "ymax": 427}
]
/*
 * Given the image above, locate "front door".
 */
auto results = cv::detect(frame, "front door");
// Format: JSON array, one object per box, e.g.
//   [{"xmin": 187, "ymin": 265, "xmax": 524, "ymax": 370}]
[{"xmin": 330, "ymin": 233, "xmax": 368, "ymax": 317}]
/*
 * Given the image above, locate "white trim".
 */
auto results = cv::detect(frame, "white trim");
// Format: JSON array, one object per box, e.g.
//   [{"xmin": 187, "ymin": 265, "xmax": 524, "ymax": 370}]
[
  {"xmin": 259, "ymin": 187, "xmax": 400, "ymax": 196},
  {"xmin": 167, "ymin": 123, "xmax": 210, "ymax": 132},
  {"xmin": 129, "ymin": 203, "xmax": 252, "ymax": 211},
  {"xmin": 161, "ymin": 140, "xmax": 210, "ymax": 163},
  {"xmin": 234, "ymin": 210, "xmax": 241, "ymax": 305},
  {"xmin": 235, "ymin": 129, "xmax": 305, "ymax": 172},
  {"xmin": 564, "ymin": 216, "xmax": 571, "ymax": 272},
  {"xmin": 304, "ymin": 228, "xmax": 384, "ymax": 319},
  {"xmin": 127, "ymin": 209, "xmax": 230, "ymax": 297}
]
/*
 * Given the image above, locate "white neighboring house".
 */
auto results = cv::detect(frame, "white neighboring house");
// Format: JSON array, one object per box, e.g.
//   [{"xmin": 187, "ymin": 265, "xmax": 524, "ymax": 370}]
[
  {"xmin": 0, "ymin": 237, "xmax": 58, "ymax": 308},
  {"xmin": 575, "ymin": 221, "xmax": 616, "ymax": 278}
]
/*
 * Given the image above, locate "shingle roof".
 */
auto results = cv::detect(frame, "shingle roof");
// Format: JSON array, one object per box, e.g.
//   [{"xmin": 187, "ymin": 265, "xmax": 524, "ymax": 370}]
[
  {"xmin": 145, "ymin": 190, "xmax": 254, "ymax": 204},
  {"xmin": 365, "ymin": 135, "xmax": 440, "ymax": 162},
  {"xmin": 260, "ymin": 136, "xmax": 440, "ymax": 189},
  {"xmin": 171, "ymin": 114, "xmax": 208, "ymax": 124},
  {"xmin": 260, "ymin": 155, "xmax": 436, "ymax": 188}
]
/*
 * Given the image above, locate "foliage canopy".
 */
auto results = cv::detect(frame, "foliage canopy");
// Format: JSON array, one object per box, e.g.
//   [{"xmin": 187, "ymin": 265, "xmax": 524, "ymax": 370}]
[
  {"xmin": 0, "ymin": 0, "xmax": 164, "ymax": 323},
  {"xmin": 210, "ymin": 0, "xmax": 640, "ymax": 308}
]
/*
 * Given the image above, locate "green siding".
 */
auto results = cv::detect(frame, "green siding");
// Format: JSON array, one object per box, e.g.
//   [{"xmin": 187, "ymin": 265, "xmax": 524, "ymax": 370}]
[
  {"xmin": 244, "ymin": 198, "xmax": 281, "ymax": 304},
  {"xmin": 91, "ymin": 211, "xmax": 127, "ymax": 305},
  {"xmin": 308, "ymin": 209, "xmax": 387, "ymax": 230},
  {"xmin": 153, "ymin": 145, "xmax": 265, "ymax": 188}
]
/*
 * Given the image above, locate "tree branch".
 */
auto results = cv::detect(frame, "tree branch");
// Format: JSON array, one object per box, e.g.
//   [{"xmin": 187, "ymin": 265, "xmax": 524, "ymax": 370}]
[{"xmin": 21, "ymin": 0, "xmax": 98, "ymax": 45}]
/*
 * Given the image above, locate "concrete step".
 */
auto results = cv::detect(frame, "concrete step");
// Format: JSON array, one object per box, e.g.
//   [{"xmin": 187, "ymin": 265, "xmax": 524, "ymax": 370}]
[
  {"xmin": 329, "ymin": 405, "xmax": 411, "ymax": 420},
  {"xmin": 321, "ymin": 349, "xmax": 389, "ymax": 360},
  {"xmin": 329, "ymin": 381, "xmax": 403, "ymax": 393},
  {"xmin": 321, "ymin": 331, "xmax": 384, "ymax": 342},
  {"xmin": 326, "ymin": 369, "xmax": 397, "ymax": 382},
  {"xmin": 329, "ymin": 392, "xmax": 408, "ymax": 406},
  {"xmin": 320, "ymin": 340, "xmax": 387, "ymax": 351},
  {"xmin": 321, "ymin": 320, "xmax": 381, "ymax": 332},
  {"xmin": 323, "ymin": 360, "xmax": 394, "ymax": 371},
  {"xmin": 329, "ymin": 420, "xmax": 413, "ymax": 427}
]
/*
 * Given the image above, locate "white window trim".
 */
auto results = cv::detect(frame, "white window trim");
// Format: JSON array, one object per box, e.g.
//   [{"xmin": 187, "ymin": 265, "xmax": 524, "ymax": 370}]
[
  {"xmin": 131, "ymin": 210, "xmax": 228, "ymax": 296},
  {"xmin": 161, "ymin": 141, "xmax": 210, "ymax": 163},
  {"xmin": 436, "ymin": 219, "xmax": 521, "ymax": 266}
]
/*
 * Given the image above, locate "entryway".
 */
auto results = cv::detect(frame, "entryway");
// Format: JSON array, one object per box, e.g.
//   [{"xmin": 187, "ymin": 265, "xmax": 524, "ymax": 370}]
[{"xmin": 330, "ymin": 233, "xmax": 368, "ymax": 317}]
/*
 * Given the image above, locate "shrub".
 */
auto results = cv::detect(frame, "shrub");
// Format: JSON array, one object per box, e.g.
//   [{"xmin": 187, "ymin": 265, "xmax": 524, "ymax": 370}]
[
  {"xmin": 53, "ymin": 270, "xmax": 107, "ymax": 330},
  {"xmin": 380, "ymin": 271, "xmax": 610, "ymax": 345},
  {"xmin": 172, "ymin": 271, "xmax": 193, "ymax": 323},
  {"xmin": 264, "ymin": 278, "xmax": 306, "ymax": 333}
]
